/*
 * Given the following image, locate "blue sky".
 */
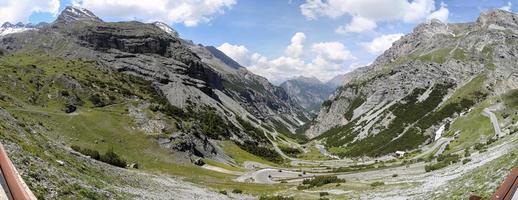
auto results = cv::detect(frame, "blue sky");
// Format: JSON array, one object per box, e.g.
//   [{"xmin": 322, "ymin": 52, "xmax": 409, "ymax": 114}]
[{"xmin": 2, "ymin": 0, "xmax": 516, "ymax": 83}]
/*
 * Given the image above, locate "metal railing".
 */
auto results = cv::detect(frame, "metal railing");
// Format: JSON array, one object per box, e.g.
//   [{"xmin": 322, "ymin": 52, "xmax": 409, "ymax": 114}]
[
  {"xmin": 491, "ymin": 167, "xmax": 518, "ymax": 200},
  {"xmin": 0, "ymin": 143, "xmax": 36, "ymax": 200}
]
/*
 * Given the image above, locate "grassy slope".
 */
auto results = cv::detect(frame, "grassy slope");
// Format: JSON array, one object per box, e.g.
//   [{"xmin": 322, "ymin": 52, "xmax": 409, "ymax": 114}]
[
  {"xmin": 442, "ymin": 74, "xmax": 486, "ymax": 107},
  {"xmin": 445, "ymin": 102, "xmax": 494, "ymax": 152},
  {"xmin": 0, "ymin": 52, "xmax": 285, "ymax": 196},
  {"xmin": 220, "ymin": 141, "xmax": 277, "ymax": 166},
  {"xmin": 431, "ymin": 143, "xmax": 518, "ymax": 199},
  {"xmin": 202, "ymin": 158, "xmax": 245, "ymax": 172},
  {"xmin": 441, "ymin": 75, "xmax": 493, "ymax": 152}
]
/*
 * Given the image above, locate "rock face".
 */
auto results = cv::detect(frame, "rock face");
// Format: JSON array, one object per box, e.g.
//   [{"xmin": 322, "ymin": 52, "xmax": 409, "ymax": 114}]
[
  {"xmin": 204, "ymin": 46, "xmax": 243, "ymax": 70},
  {"xmin": 0, "ymin": 7, "xmax": 307, "ymax": 159},
  {"xmin": 280, "ymin": 76, "xmax": 336, "ymax": 112},
  {"xmin": 325, "ymin": 74, "xmax": 350, "ymax": 88},
  {"xmin": 307, "ymin": 10, "xmax": 518, "ymax": 157}
]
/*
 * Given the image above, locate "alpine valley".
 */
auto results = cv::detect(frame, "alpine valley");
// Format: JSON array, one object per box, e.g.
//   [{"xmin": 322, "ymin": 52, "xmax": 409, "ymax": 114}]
[{"xmin": 0, "ymin": 5, "xmax": 517, "ymax": 200}]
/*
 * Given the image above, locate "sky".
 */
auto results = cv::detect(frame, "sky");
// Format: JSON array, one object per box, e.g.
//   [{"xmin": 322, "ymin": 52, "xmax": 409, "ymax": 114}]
[{"xmin": 0, "ymin": 0, "xmax": 515, "ymax": 84}]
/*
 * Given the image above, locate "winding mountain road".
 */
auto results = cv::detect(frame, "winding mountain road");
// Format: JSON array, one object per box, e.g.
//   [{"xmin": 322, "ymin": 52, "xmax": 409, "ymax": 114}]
[{"xmin": 484, "ymin": 107, "xmax": 502, "ymax": 138}]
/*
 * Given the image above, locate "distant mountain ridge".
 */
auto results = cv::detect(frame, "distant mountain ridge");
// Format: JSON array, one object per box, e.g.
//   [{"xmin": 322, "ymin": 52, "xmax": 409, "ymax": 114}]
[
  {"xmin": 0, "ymin": 22, "xmax": 35, "ymax": 37},
  {"xmin": 280, "ymin": 76, "xmax": 337, "ymax": 112}
]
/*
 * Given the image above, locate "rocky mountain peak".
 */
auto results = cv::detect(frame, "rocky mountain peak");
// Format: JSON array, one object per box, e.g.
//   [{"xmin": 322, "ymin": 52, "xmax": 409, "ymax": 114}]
[
  {"xmin": 55, "ymin": 6, "xmax": 103, "ymax": 23},
  {"xmin": 371, "ymin": 19, "xmax": 451, "ymax": 66},
  {"xmin": 1, "ymin": 22, "xmax": 13, "ymax": 28},
  {"xmin": 412, "ymin": 18, "xmax": 449, "ymax": 37},
  {"xmin": 152, "ymin": 22, "xmax": 180, "ymax": 38},
  {"xmin": 477, "ymin": 9, "xmax": 518, "ymax": 28}
]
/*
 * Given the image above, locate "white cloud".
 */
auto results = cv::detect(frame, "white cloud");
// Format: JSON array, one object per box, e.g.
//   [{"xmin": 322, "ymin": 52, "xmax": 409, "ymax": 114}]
[
  {"xmin": 0, "ymin": 0, "xmax": 60, "ymax": 23},
  {"xmin": 500, "ymin": 2, "xmax": 512, "ymax": 12},
  {"xmin": 218, "ymin": 32, "xmax": 356, "ymax": 83},
  {"xmin": 402, "ymin": 0, "xmax": 436, "ymax": 22},
  {"xmin": 361, "ymin": 33, "xmax": 404, "ymax": 54},
  {"xmin": 284, "ymin": 32, "xmax": 306, "ymax": 58},
  {"xmin": 73, "ymin": 0, "xmax": 236, "ymax": 26},
  {"xmin": 300, "ymin": 0, "xmax": 448, "ymax": 33},
  {"xmin": 336, "ymin": 15, "xmax": 377, "ymax": 34},
  {"xmin": 217, "ymin": 43, "xmax": 250, "ymax": 66},
  {"xmin": 311, "ymin": 42, "xmax": 355, "ymax": 61},
  {"xmin": 426, "ymin": 2, "xmax": 449, "ymax": 22}
]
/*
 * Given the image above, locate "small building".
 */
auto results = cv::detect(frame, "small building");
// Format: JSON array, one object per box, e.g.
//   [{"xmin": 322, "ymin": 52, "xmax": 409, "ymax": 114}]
[{"xmin": 395, "ymin": 151, "xmax": 406, "ymax": 158}]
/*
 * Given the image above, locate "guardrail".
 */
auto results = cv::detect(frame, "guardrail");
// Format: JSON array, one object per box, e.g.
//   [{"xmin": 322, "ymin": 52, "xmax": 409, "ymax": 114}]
[
  {"xmin": 0, "ymin": 143, "xmax": 36, "ymax": 200},
  {"xmin": 491, "ymin": 167, "xmax": 518, "ymax": 200}
]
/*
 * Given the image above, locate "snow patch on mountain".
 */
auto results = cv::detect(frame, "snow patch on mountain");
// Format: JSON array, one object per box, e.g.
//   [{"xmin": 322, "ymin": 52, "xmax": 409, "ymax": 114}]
[
  {"xmin": 0, "ymin": 22, "xmax": 35, "ymax": 37},
  {"xmin": 153, "ymin": 22, "xmax": 179, "ymax": 38}
]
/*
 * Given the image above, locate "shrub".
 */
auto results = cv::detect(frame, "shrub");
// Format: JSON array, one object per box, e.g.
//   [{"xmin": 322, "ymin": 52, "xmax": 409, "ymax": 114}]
[
  {"xmin": 302, "ymin": 176, "xmax": 345, "ymax": 188},
  {"xmin": 236, "ymin": 117, "xmax": 266, "ymax": 142},
  {"xmin": 81, "ymin": 148, "xmax": 101, "ymax": 160},
  {"xmin": 344, "ymin": 96, "xmax": 365, "ymax": 120},
  {"xmin": 392, "ymin": 174, "xmax": 398, "ymax": 177},
  {"xmin": 436, "ymin": 153, "xmax": 460, "ymax": 163},
  {"xmin": 150, "ymin": 103, "xmax": 184, "ymax": 118},
  {"xmin": 89, "ymin": 94, "xmax": 106, "ymax": 107},
  {"xmin": 321, "ymin": 100, "xmax": 332, "ymax": 108},
  {"xmin": 100, "ymin": 148, "xmax": 127, "ymax": 168},
  {"xmin": 370, "ymin": 181, "xmax": 385, "ymax": 187},
  {"xmin": 71, "ymin": 145, "xmax": 100, "ymax": 160},
  {"xmin": 231, "ymin": 189, "xmax": 243, "ymax": 194},
  {"xmin": 332, "ymin": 163, "xmax": 375, "ymax": 173},
  {"xmin": 279, "ymin": 146, "xmax": 302, "ymax": 156},
  {"xmin": 462, "ymin": 158, "xmax": 471, "ymax": 164},
  {"xmin": 199, "ymin": 109, "xmax": 232, "ymax": 139},
  {"xmin": 474, "ymin": 143, "xmax": 486, "ymax": 151},
  {"xmin": 71, "ymin": 145, "xmax": 81, "ymax": 152},
  {"xmin": 425, "ymin": 153, "xmax": 460, "ymax": 172},
  {"xmin": 296, "ymin": 185, "xmax": 309, "ymax": 190},
  {"xmin": 219, "ymin": 190, "xmax": 227, "ymax": 195},
  {"xmin": 320, "ymin": 192, "xmax": 329, "ymax": 196},
  {"xmin": 260, "ymin": 196, "xmax": 294, "ymax": 200},
  {"xmin": 486, "ymin": 137, "xmax": 497, "ymax": 145},
  {"xmin": 237, "ymin": 141, "xmax": 283, "ymax": 163}
]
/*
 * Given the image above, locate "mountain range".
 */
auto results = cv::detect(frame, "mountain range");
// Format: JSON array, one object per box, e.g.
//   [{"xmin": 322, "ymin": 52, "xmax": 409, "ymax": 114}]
[
  {"xmin": 280, "ymin": 76, "xmax": 336, "ymax": 112},
  {"xmin": 0, "ymin": 6, "xmax": 517, "ymax": 200}
]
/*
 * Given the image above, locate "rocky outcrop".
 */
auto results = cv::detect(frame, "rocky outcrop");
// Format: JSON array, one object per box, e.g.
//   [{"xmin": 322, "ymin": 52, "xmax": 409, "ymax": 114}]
[
  {"xmin": 153, "ymin": 22, "xmax": 180, "ymax": 38},
  {"xmin": 205, "ymin": 46, "xmax": 243, "ymax": 70}
]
